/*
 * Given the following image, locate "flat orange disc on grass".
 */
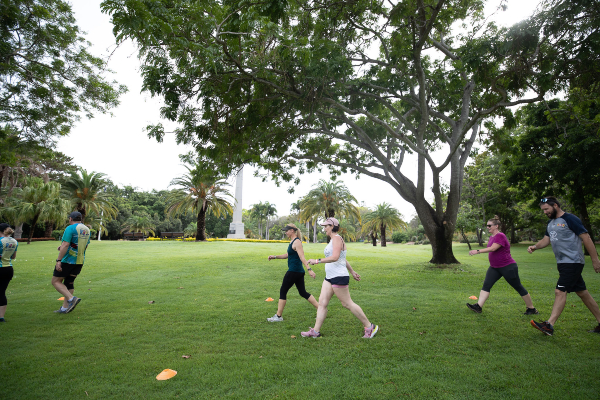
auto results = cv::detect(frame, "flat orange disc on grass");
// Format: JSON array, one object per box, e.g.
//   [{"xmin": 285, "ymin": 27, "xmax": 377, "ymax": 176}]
[
  {"xmin": 156, "ymin": 369, "xmax": 177, "ymax": 380},
  {"xmin": 265, "ymin": 297, "xmax": 274, "ymax": 302},
  {"xmin": 57, "ymin": 297, "xmax": 65, "ymax": 300},
  {"xmin": 469, "ymin": 296, "xmax": 478, "ymax": 300}
]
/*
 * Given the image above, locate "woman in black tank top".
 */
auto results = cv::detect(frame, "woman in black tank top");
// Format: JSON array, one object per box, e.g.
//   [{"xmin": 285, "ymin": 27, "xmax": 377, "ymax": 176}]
[{"xmin": 266, "ymin": 224, "xmax": 318, "ymax": 322}]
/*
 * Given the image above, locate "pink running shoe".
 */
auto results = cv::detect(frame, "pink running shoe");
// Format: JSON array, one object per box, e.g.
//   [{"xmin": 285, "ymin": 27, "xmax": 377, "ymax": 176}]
[
  {"xmin": 363, "ymin": 324, "xmax": 379, "ymax": 338},
  {"xmin": 301, "ymin": 327, "xmax": 321, "ymax": 338}
]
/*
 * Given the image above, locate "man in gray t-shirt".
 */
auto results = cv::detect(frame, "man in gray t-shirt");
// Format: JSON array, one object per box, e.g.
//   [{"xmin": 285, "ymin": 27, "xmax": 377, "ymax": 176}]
[{"xmin": 527, "ymin": 197, "xmax": 600, "ymax": 336}]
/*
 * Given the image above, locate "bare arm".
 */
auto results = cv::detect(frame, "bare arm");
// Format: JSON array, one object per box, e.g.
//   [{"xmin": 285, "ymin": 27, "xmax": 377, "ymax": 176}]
[
  {"xmin": 307, "ymin": 236, "xmax": 342, "ymax": 265},
  {"xmin": 528, "ymin": 236, "xmax": 551, "ymax": 254},
  {"xmin": 580, "ymin": 233, "xmax": 600, "ymax": 273},
  {"xmin": 345, "ymin": 260, "xmax": 361, "ymax": 281},
  {"xmin": 268, "ymin": 253, "xmax": 288, "ymax": 260},
  {"xmin": 55, "ymin": 241, "xmax": 69, "ymax": 271},
  {"xmin": 468, "ymin": 243, "xmax": 501, "ymax": 256},
  {"xmin": 293, "ymin": 239, "xmax": 316, "ymax": 279}
]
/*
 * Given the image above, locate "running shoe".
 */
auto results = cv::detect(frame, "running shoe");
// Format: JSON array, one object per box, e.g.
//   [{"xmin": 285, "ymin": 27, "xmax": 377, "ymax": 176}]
[
  {"xmin": 53, "ymin": 309, "xmax": 68, "ymax": 314},
  {"xmin": 531, "ymin": 320, "xmax": 554, "ymax": 336},
  {"xmin": 524, "ymin": 307, "xmax": 539, "ymax": 315},
  {"xmin": 66, "ymin": 297, "xmax": 81, "ymax": 313},
  {"xmin": 363, "ymin": 324, "xmax": 379, "ymax": 338},
  {"xmin": 267, "ymin": 314, "xmax": 283, "ymax": 322},
  {"xmin": 0, "ymin": 318, "xmax": 5, "ymax": 322},
  {"xmin": 301, "ymin": 327, "xmax": 321, "ymax": 338},
  {"xmin": 588, "ymin": 324, "xmax": 600, "ymax": 334},
  {"xmin": 466, "ymin": 303, "xmax": 482, "ymax": 313}
]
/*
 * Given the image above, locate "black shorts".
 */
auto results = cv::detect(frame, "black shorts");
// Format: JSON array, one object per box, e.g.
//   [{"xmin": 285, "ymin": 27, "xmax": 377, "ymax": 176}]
[
  {"xmin": 556, "ymin": 263, "xmax": 586, "ymax": 293},
  {"xmin": 53, "ymin": 263, "xmax": 83, "ymax": 278},
  {"xmin": 325, "ymin": 276, "xmax": 350, "ymax": 287}
]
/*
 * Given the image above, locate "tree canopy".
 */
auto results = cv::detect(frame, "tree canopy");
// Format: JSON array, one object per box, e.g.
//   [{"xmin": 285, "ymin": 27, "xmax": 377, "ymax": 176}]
[
  {"xmin": 102, "ymin": 0, "xmax": 558, "ymax": 263},
  {"xmin": 1, "ymin": 0, "xmax": 127, "ymax": 146}
]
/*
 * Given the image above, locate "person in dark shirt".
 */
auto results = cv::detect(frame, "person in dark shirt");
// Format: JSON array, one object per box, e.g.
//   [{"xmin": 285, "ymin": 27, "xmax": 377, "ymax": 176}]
[
  {"xmin": 528, "ymin": 197, "xmax": 600, "ymax": 336},
  {"xmin": 266, "ymin": 224, "xmax": 317, "ymax": 322}
]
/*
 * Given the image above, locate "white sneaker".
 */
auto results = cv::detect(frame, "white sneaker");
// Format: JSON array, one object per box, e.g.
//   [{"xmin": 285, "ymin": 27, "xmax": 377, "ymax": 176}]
[{"xmin": 267, "ymin": 314, "xmax": 283, "ymax": 322}]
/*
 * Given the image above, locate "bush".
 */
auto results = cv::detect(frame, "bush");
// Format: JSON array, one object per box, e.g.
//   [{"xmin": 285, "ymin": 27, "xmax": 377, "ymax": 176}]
[
  {"xmin": 392, "ymin": 231, "xmax": 409, "ymax": 243},
  {"xmin": 422, "ymin": 239, "xmax": 431, "ymax": 245},
  {"xmin": 51, "ymin": 230, "xmax": 64, "ymax": 241}
]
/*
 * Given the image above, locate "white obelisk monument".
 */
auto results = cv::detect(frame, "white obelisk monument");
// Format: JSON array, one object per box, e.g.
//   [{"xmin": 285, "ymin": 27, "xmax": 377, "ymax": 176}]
[{"xmin": 227, "ymin": 167, "xmax": 245, "ymax": 239}]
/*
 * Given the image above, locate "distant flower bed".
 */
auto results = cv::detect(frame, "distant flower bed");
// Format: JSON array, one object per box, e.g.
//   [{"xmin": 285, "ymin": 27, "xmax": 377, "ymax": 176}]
[{"xmin": 146, "ymin": 237, "xmax": 288, "ymax": 243}]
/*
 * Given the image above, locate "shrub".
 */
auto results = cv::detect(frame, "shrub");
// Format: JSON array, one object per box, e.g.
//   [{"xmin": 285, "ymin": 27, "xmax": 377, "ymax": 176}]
[
  {"xmin": 51, "ymin": 230, "xmax": 64, "ymax": 241},
  {"xmin": 392, "ymin": 231, "xmax": 409, "ymax": 243}
]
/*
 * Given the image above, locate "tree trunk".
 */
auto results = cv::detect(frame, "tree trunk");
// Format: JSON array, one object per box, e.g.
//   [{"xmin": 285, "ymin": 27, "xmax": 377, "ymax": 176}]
[
  {"xmin": 27, "ymin": 212, "xmax": 41, "ymax": 244},
  {"xmin": 77, "ymin": 204, "xmax": 87, "ymax": 223},
  {"xmin": 313, "ymin": 221, "xmax": 318, "ymax": 243},
  {"xmin": 265, "ymin": 218, "xmax": 269, "ymax": 240},
  {"xmin": 13, "ymin": 223, "xmax": 23, "ymax": 239},
  {"xmin": 460, "ymin": 227, "xmax": 472, "ymax": 250},
  {"xmin": 418, "ymin": 207, "xmax": 459, "ymax": 264},
  {"xmin": 371, "ymin": 232, "xmax": 377, "ymax": 246},
  {"xmin": 510, "ymin": 224, "xmax": 518, "ymax": 245},
  {"xmin": 476, "ymin": 228, "xmax": 484, "ymax": 247},
  {"xmin": 380, "ymin": 223, "xmax": 387, "ymax": 247},
  {"xmin": 573, "ymin": 185, "xmax": 595, "ymax": 254},
  {"xmin": 196, "ymin": 206, "xmax": 207, "ymax": 241},
  {"xmin": 45, "ymin": 221, "xmax": 54, "ymax": 238}
]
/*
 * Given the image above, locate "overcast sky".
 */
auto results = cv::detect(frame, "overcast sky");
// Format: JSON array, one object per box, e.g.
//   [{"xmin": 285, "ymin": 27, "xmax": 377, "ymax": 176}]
[{"xmin": 59, "ymin": 0, "xmax": 540, "ymax": 220}]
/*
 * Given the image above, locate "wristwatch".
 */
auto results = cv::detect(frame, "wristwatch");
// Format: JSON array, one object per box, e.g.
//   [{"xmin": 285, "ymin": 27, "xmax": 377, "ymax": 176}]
[
  {"xmin": 307, "ymin": 267, "xmax": 312, "ymax": 271},
  {"xmin": 318, "ymin": 258, "xmax": 321, "ymax": 263},
  {"xmin": 56, "ymin": 259, "xmax": 61, "ymax": 262}
]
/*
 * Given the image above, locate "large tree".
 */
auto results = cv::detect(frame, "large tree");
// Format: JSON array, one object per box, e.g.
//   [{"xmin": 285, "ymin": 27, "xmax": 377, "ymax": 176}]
[
  {"xmin": 61, "ymin": 168, "xmax": 117, "ymax": 223},
  {"xmin": 165, "ymin": 163, "xmax": 233, "ymax": 241},
  {"xmin": 103, "ymin": 0, "xmax": 556, "ymax": 263},
  {"xmin": 1, "ymin": 0, "xmax": 127, "ymax": 145},
  {"xmin": 10, "ymin": 177, "xmax": 70, "ymax": 243},
  {"xmin": 361, "ymin": 203, "xmax": 407, "ymax": 247}
]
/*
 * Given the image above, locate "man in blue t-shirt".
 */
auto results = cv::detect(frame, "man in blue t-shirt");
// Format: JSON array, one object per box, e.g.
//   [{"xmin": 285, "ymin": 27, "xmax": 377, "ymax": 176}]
[
  {"xmin": 51, "ymin": 211, "xmax": 91, "ymax": 314},
  {"xmin": 528, "ymin": 196, "xmax": 600, "ymax": 336}
]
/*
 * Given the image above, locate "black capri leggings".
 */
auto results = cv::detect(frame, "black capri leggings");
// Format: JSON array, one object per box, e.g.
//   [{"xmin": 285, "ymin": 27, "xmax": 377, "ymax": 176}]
[
  {"xmin": 482, "ymin": 263, "xmax": 528, "ymax": 296},
  {"xmin": 280, "ymin": 271, "xmax": 311, "ymax": 300},
  {"xmin": 0, "ymin": 266, "xmax": 14, "ymax": 307}
]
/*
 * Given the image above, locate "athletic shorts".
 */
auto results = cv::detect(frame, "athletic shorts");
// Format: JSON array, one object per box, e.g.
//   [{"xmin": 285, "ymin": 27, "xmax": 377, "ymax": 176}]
[
  {"xmin": 556, "ymin": 263, "xmax": 586, "ymax": 293},
  {"xmin": 325, "ymin": 276, "xmax": 349, "ymax": 287},
  {"xmin": 53, "ymin": 263, "xmax": 83, "ymax": 278}
]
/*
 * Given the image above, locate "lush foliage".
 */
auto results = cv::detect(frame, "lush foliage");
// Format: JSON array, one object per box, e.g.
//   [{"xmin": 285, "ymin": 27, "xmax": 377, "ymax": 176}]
[
  {"xmin": 102, "ymin": 0, "xmax": 560, "ymax": 263},
  {"xmin": 0, "ymin": 0, "xmax": 126, "ymax": 146},
  {"xmin": 361, "ymin": 202, "xmax": 407, "ymax": 247}
]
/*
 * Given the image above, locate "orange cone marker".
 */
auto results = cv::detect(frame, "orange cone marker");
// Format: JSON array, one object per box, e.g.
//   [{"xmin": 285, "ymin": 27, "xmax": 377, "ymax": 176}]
[
  {"xmin": 469, "ymin": 296, "xmax": 478, "ymax": 300},
  {"xmin": 156, "ymin": 369, "xmax": 177, "ymax": 380},
  {"xmin": 265, "ymin": 297, "xmax": 274, "ymax": 302}
]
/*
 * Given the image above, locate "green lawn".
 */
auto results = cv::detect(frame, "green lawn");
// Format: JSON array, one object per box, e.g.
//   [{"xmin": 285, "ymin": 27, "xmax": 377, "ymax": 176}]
[{"xmin": 1, "ymin": 241, "xmax": 599, "ymax": 399}]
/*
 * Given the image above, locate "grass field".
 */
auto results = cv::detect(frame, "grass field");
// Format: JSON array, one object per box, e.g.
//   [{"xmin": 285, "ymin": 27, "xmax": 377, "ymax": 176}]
[{"xmin": 1, "ymin": 240, "xmax": 599, "ymax": 399}]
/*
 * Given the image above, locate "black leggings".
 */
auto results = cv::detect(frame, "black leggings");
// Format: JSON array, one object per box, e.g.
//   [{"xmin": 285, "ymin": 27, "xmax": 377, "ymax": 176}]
[
  {"xmin": 0, "ymin": 267, "xmax": 14, "ymax": 307},
  {"xmin": 482, "ymin": 263, "xmax": 528, "ymax": 296},
  {"xmin": 280, "ymin": 271, "xmax": 311, "ymax": 300}
]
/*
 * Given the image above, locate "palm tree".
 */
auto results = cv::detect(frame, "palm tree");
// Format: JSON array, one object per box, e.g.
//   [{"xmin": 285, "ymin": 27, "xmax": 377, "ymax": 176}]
[
  {"xmin": 299, "ymin": 179, "xmax": 361, "ymax": 242},
  {"xmin": 61, "ymin": 168, "xmax": 117, "ymax": 223},
  {"xmin": 121, "ymin": 213, "xmax": 156, "ymax": 237},
  {"xmin": 184, "ymin": 222, "xmax": 197, "ymax": 238},
  {"xmin": 263, "ymin": 202, "xmax": 277, "ymax": 240},
  {"xmin": 165, "ymin": 163, "xmax": 233, "ymax": 241},
  {"xmin": 361, "ymin": 203, "xmax": 408, "ymax": 247},
  {"xmin": 12, "ymin": 177, "xmax": 70, "ymax": 244}
]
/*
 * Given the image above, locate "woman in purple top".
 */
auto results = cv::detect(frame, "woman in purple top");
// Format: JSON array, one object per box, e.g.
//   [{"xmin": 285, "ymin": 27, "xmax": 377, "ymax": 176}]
[{"xmin": 466, "ymin": 218, "xmax": 538, "ymax": 315}]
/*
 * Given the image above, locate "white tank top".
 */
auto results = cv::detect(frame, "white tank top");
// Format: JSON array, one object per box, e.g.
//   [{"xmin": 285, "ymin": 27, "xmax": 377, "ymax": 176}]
[{"xmin": 324, "ymin": 235, "xmax": 348, "ymax": 279}]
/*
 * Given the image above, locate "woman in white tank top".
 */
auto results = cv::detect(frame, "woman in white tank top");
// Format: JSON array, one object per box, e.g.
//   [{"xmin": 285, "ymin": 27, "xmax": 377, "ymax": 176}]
[{"xmin": 301, "ymin": 217, "xmax": 379, "ymax": 339}]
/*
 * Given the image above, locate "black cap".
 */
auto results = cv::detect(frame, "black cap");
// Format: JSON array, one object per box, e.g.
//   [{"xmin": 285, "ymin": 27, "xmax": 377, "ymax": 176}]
[
  {"xmin": 281, "ymin": 225, "xmax": 297, "ymax": 231},
  {"xmin": 0, "ymin": 223, "xmax": 10, "ymax": 232},
  {"xmin": 69, "ymin": 211, "xmax": 83, "ymax": 221}
]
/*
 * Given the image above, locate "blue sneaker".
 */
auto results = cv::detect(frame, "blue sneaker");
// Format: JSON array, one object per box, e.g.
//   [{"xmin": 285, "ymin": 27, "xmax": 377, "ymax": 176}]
[{"xmin": 66, "ymin": 297, "xmax": 81, "ymax": 313}]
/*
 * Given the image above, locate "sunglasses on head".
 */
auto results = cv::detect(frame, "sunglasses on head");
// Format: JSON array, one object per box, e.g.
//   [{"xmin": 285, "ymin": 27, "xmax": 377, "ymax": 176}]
[{"xmin": 540, "ymin": 198, "xmax": 549, "ymax": 203}]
